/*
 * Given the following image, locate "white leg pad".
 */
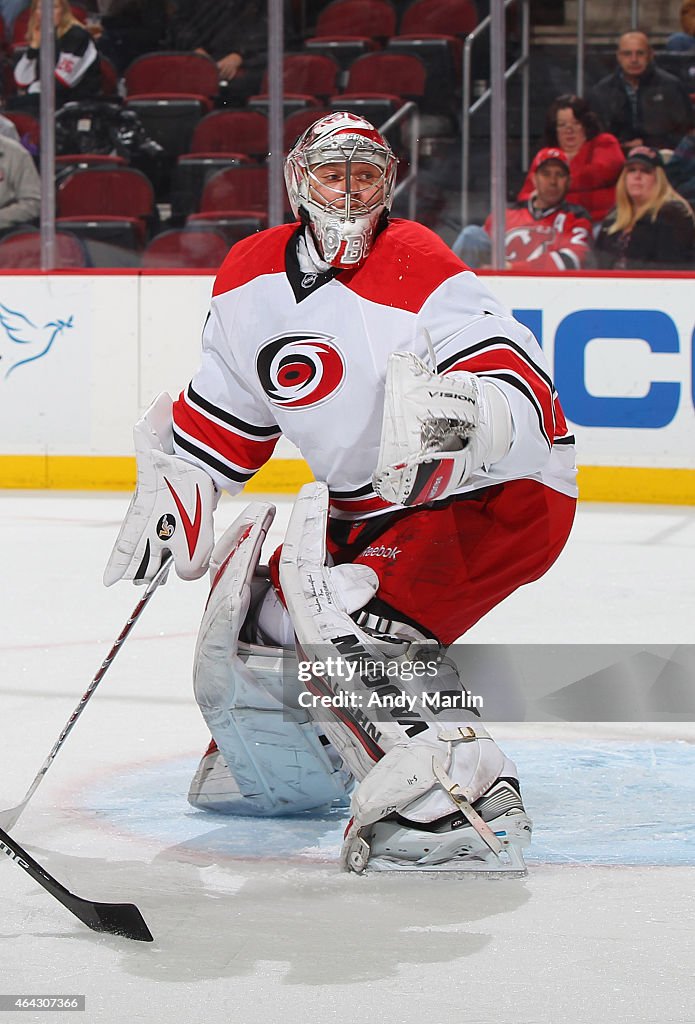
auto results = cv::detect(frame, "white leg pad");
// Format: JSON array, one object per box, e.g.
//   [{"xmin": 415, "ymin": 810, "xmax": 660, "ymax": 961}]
[
  {"xmin": 279, "ymin": 482, "xmax": 415, "ymax": 781},
  {"xmin": 192, "ymin": 501, "xmax": 350, "ymax": 816}
]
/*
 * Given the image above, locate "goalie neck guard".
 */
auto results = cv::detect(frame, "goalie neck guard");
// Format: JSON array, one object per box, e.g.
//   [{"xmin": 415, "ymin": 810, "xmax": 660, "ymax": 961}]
[{"xmin": 284, "ymin": 111, "xmax": 397, "ymax": 269}]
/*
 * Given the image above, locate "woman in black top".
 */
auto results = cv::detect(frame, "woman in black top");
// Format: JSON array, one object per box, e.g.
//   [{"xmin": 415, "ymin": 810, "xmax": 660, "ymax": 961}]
[
  {"xmin": 595, "ymin": 145, "xmax": 695, "ymax": 269},
  {"xmin": 14, "ymin": 0, "xmax": 101, "ymax": 107}
]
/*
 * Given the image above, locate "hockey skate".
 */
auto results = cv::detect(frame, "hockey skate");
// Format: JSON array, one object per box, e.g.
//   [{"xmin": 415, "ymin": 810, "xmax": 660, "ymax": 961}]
[{"xmin": 343, "ymin": 776, "xmax": 531, "ymax": 875}]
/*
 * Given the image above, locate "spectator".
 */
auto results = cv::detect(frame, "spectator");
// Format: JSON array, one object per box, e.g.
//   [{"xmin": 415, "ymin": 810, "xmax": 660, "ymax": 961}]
[
  {"xmin": 666, "ymin": 0, "xmax": 695, "ymax": 52},
  {"xmin": 14, "ymin": 0, "xmax": 102, "ymax": 108},
  {"xmin": 453, "ymin": 147, "xmax": 593, "ymax": 271},
  {"xmin": 588, "ymin": 31, "xmax": 694, "ymax": 152},
  {"xmin": 665, "ymin": 129, "xmax": 695, "ymax": 205},
  {"xmin": 594, "ymin": 146, "xmax": 695, "ymax": 269},
  {"xmin": 96, "ymin": 0, "xmax": 169, "ymax": 74},
  {"xmin": 517, "ymin": 95, "xmax": 624, "ymax": 223},
  {"xmin": 166, "ymin": 0, "xmax": 268, "ymax": 100},
  {"xmin": 0, "ymin": 134, "xmax": 40, "ymax": 238},
  {"xmin": 0, "ymin": 114, "xmax": 21, "ymax": 143}
]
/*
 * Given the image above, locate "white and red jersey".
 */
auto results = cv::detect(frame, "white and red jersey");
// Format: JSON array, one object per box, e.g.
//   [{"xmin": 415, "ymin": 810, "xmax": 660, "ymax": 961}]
[
  {"xmin": 484, "ymin": 199, "xmax": 592, "ymax": 271},
  {"xmin": 14, "ymin": 25, "xmax": 100, "ymax": 98},
  {"xmin": 172, "ymin": 220, "xmax": 577, "ymax": 521}
]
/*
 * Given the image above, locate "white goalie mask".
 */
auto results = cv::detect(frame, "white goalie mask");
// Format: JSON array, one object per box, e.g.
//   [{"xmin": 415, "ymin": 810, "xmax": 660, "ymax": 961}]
[{"xmin": 284, "ymin": 111, "xmax": 397, "ymax": 268}]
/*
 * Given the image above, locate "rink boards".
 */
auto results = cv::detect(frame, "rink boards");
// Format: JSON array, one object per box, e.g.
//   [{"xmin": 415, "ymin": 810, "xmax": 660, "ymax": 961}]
[{"xmin": 0, "ymin": 269, "xmax": 693, "ymax": 503}]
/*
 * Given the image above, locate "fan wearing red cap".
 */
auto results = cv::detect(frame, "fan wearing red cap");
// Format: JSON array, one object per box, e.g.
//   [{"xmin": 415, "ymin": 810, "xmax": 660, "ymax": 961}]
[
  {"xmin": 595, "ymin": 144, "xmax": 695, "ymax": 268},
  {"xmin": 453, "ymin": 144, "xmax": 592, "ymax": 271},
  {"xmin": 529, "ymin": 147, "xmax": 571, "ymax": 175}
]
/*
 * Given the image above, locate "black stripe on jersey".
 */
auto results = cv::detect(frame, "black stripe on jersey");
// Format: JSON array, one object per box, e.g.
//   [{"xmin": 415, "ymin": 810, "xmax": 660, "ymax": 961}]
[
  {"xmin": 553, "ymin": 435, "xmax": 576, "ymax": 445},
  {"xmin": 173, "ymin": 430, "xmax": 255, "ymax": 483},
  {"xmin": 484, "ymin": 371, "xmax": 551, "ymax": 449},
  {"xmin": 437, "ymin": 336, "xmax": 554, "ymax": 393},
  {"xmin": 329, "ymin": 481, "xmax": 376, "ymax": 499},
  {"xmin": 557, "ymin": 249, "xmax": 580, "ymax": 270},
  {"xmin": 187, "ymin": 384, "xmax": 280, "ymax": 438}
]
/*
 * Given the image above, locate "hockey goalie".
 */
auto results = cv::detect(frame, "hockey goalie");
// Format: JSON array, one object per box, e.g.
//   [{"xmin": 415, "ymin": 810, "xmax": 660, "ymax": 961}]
[{"xmin": 105, "ymin": 112, "xmax": 577, "ymax": 874}]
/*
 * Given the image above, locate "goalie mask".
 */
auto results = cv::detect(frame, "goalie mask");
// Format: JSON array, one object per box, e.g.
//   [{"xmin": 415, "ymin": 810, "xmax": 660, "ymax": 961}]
[{"xmin": 285, "ymin": 111, "xmax": 397, "ymax": 268}]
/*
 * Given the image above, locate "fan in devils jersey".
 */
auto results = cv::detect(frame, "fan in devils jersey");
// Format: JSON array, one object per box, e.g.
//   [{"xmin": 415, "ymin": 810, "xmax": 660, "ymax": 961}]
[
  {"xmin": 453, "ymin": 147, "xmax": 593, "ymax": 271},
  {"xmin": 104, "ymin": 112, "xmax": 578, "ymax": 876}
]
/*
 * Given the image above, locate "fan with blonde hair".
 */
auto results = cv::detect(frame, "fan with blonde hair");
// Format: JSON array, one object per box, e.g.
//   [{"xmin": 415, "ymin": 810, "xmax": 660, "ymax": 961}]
[
  {"xmin": 26, "ymin": 0, "xmax": 81, "ymax": 46},
  {"xmin": 608, "ymin": 151, "xmax": 694, "ymax": 234}
]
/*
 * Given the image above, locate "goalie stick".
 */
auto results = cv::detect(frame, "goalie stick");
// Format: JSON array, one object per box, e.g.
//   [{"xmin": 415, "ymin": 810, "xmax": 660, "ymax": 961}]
[
  {"xmin": 0, "ymin": 825, "xmax": 153, "ymax": 941},
  {"xmin": 0, "ymin": 554, "xmax": 173, "ymax": 833}
]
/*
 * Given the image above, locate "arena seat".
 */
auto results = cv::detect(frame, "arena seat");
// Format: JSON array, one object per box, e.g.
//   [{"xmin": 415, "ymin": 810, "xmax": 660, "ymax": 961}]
[
  {"xmin": 0, "ymin": 229, "xmax": 89, "ymax": 269},
  {"xmin": 142, "ymin": 229, "xmax": 230, "ymax": 269},
  {"xmin": 190, "ymin": 110, "xmax": 269, "ymax": 159}
]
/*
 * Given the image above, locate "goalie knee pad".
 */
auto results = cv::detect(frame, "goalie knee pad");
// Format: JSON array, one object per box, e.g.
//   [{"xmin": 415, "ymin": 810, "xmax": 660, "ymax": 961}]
[{"xmin": 191, "ymin": 501, "xmax": 351, "ymax": 816}]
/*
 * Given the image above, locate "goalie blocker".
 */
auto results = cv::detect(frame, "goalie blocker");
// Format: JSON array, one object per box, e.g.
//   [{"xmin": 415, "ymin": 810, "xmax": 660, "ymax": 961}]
[{"xmin": 104, "ymin": 393, "xmax": 217, "ymax": 587}]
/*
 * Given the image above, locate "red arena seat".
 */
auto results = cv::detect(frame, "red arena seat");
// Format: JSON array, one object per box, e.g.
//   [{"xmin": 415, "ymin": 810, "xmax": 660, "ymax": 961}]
[
  {"xmin": 124, "ymin": 51, "xmax": 219, "ymax": 104},
  {"xmin": 56, "ymin": 165, "xmax": 156, "ymax": 246},
  {"xmin": 142, "ymin": 229, "xmax": 230, "ymax": 269},
  {"xmin": 190, "ymin": 110, "xmax": 269, "ymax": 158}
]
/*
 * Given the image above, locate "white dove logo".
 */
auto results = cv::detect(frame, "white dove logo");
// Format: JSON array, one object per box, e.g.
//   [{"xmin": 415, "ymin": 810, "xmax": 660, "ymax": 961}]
[{"xmin": 0, "ymin": 302, "xmax": 74, "ymax": 380}]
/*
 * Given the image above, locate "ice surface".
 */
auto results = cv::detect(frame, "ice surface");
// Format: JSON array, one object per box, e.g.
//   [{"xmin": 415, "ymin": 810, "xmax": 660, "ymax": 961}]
[{"xmin": 1, "ymin": 493, "xmax": 694, "ymax": 1024}]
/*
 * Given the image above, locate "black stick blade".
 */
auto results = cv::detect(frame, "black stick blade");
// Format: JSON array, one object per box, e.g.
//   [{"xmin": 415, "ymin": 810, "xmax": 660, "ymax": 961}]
[
  {"xmin": 0, "ymin": 825, "xmax": 153, "ymax": 942},
  {"xmin": 66, "ymin": 895, "xmax": 154, "ymax": 942}
]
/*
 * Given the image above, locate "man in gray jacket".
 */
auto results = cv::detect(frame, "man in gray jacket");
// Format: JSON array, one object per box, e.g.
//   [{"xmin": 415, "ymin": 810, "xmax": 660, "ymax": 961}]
[
  {"xmin": 588, "ymin": 30, "xmax": 694, "ymax": 152},
  {"xmin": 0, "ymin": 135, "xmax": 40, "ymax": 237}
]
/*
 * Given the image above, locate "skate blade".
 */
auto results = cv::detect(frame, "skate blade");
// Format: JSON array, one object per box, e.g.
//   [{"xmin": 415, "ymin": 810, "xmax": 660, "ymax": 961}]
[{"xmin": 365, "ymin": 846, "xmax": 528, "ymax": 878}]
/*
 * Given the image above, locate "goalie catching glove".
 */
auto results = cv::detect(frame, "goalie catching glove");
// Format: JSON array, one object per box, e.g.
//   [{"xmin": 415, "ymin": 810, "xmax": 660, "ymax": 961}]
[
  {"xmin": 373, "ymin": 352, "xmax": 513, "ymax": 506},
  {"xmin": 104, "ymin": 393, "xmax": 217, "ymax": 586}
]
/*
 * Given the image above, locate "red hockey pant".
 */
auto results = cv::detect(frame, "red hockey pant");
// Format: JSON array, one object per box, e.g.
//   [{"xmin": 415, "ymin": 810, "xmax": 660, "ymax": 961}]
[{"xmin": 327, "ymin": 480, "xmax": 576, "ymax": 646}]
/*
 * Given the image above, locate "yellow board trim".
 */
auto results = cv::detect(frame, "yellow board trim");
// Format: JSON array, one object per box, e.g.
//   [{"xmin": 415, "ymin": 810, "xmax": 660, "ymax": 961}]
[
  {"xmin": 577, "ymin": 465, "xmax": 695, "ymax": 505},
  {"xmin": 0, "ymin": 456, "xmax": 314, "ymax": 493},
  {"xmin": 0, "ymin": 456, "xmax": 694, "ymax": 504}
]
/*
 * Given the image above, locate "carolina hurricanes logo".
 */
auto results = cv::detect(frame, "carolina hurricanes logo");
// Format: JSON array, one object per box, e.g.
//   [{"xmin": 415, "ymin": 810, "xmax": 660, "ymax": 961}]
[{"xmin": 256, "ymin": 333, "xmax": 345, "ymax": 408}]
